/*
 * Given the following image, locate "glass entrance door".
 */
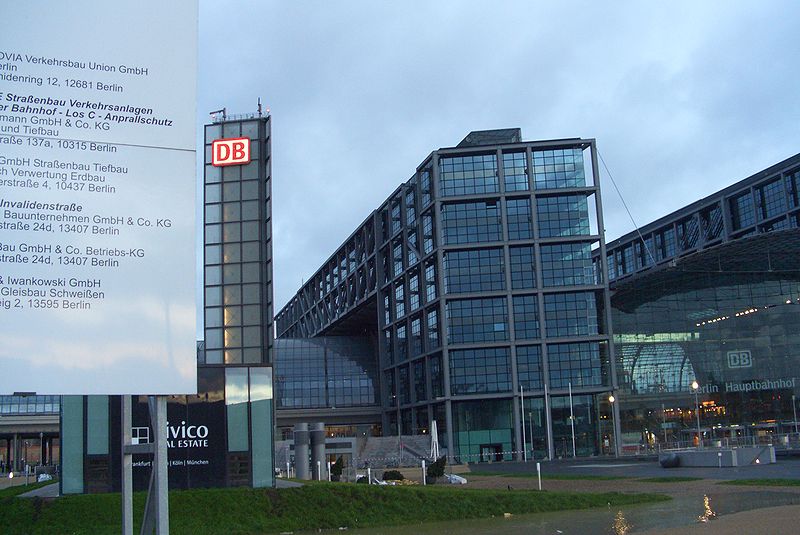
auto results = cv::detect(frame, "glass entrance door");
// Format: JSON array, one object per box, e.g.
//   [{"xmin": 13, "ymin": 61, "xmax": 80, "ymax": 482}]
[{"xmin": 550, "ymin": 394, "xmax": 599, "ymax": 457}]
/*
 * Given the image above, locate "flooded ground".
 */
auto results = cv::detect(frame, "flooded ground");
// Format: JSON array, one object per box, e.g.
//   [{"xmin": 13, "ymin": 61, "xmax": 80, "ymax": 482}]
[{"xmin": 314, "ymin": 491, "xmax": 800, "ymax": 534}]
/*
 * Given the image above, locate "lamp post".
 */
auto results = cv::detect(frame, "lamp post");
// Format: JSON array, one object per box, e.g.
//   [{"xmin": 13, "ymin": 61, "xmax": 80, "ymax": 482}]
[
  {"xmin": 692, "ymin": 381, "xmax": 702, "ymax": 449},
  {"xmin": 608, "ymin": 394, "xmax": 618, "ymax": 457},
  {"xmin": 792, "ymin": 394, "xmax": 798, "ymax": 435}
]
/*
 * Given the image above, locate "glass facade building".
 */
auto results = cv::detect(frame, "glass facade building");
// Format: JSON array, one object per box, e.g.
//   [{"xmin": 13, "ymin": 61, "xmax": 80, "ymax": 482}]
[
  {"xmin": 276, "ymin": 130, "xmax": 616, "ymax": 461},
  {"xmin": 60, "ymin": 115, "xmax": 275, "ymax": 493},
  {"xmin": 0, "ymin": 395, "xmax": 60, "ymax": 473},
  {"xmin": 602, "ymin": 153, "xmax": 800, "ymax": 452}
]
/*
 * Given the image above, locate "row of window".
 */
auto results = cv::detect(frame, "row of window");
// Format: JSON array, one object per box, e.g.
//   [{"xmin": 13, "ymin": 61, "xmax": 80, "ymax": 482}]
[
  {"xmin": 440, "ymin": 195, "xmax": 594, "ymax": 246},
  {"xmin": 607, "ymin": 168, "xmax": 800, "ymax": 281},
  {"xmin": 447, "ymin": 342, "xmax": 608, "ymax": 396},
  {"xmin": 438, "ymin": 148, "xmax": 589, "ymax": 198},
  {"xmin": 445, "ymin": 292, "xmax": 601, "ymax": 344}
]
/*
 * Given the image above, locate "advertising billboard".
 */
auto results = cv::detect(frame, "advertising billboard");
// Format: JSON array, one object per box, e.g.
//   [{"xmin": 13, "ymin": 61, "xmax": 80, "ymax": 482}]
[{"xmin": 0, "ymin": 1, "xmax": 198, "ymax": 394}]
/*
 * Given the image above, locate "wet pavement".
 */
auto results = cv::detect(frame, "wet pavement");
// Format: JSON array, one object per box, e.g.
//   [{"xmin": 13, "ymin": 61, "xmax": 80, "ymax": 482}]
[{"xmin": 468, "ymin": 456, "xmax": 800, "ymax": 481}]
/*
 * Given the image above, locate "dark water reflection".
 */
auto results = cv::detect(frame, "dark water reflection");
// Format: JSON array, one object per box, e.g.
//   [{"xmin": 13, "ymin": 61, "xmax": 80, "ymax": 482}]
[{"xmin": 315, "ymin": 491, "xmax": 800, "ymax": 535}]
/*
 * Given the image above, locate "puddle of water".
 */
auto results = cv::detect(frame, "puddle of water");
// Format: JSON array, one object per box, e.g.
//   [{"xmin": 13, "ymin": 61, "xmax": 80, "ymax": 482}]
[{"xmin": 316, "ymin": 491, "xmax": 800, "ymax": 535}]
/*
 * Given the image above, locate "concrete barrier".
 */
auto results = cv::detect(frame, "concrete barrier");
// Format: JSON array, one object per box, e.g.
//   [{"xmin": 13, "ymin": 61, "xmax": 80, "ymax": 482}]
[{"xmin": 659, "ymin": 446, "xmax": 776, "ymax": 467}]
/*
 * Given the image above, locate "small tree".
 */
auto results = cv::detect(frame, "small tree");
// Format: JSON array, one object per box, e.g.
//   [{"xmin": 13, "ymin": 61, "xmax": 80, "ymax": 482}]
[
  {"xmin": 330, "ymin": 456, "xmax": 344, "ymax": 482},
  {"xmin": 426, "ymin": 456, "xmax": 446, "ymax": 483}
]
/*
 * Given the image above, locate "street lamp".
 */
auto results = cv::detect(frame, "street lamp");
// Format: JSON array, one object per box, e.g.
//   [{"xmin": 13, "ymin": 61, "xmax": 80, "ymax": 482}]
[
  {"xmin": 608, "ymin": 394, "xmax": 618, "ymax": 457},
  {"xmin": 792, "ymin": 394, "xmax": 798, "ymax": 436},
  {"xmin": 692, "ymin": 381, "xmax": 702, "ymax": 449}
]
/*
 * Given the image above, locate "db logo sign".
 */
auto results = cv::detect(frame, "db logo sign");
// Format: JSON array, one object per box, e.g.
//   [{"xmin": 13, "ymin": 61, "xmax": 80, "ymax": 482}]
[
  {"xmin": 212, "ymin": 137, "xmax": 250, "ymax": 167},
  {"xmin": 727, "ymin": 350, "xmax": 753, "ymax": 368}
]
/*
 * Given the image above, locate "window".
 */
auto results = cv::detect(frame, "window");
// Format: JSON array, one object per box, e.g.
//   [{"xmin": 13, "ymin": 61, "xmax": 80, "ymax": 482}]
[
  {"xmin": 516, "ymin": 345, "xmax": 543, "ymax": 390},
  {"xmin": 503, "ymin": 152, "xmax": 529, "ymax": 191},
  {"xmin": 540, "ymin": 243, "xmax": 594, "ymax": 286},
  {"xmin": 424, "ymin": 261, "xmax": 437, "ymax": 302},
  {"xmin": 513, "ymin": 295, "xmax": 540, "ymax": 340},
  {"xmin": 506, "ymin": 197, "xmax": 533, "ymax": 240},
  {"xmin": 446, "ymin": 297, "xmax": 508, "ymax": 344},
  {"xmin": 547, "ymin": 342, "xmax": 607, "ymax": 388},
  {"xmin": 532, "ymin": 148, "xmax": 585, "ymax": 189},
  {"xmin": 395, "ymin": 282, "xmax": 405, "ymax": 319},
  {"xmin": 439, "ymin": 154, "xmax": 498, "ymax": 197},
  {"xmin": 730, "ymin": 192, "xmax": 755, "ymax": 230},
  {"xmin": 509, "ymin": 246, "xmax": 536, "ymax": 289},
  {"xmin": 537, "ymin": 195, "xmax": 590, "ymax": 237},
  {"xmin": 426, "ymin": 308, "xmax": 439, "ymax": 350},
  {"xmin": 544, "ymin": 291, "xmax": 598, "ymax": 337},
  {"xmin": 757, "ymin": 179, "xmax": 787, "ymax": 220},
  {"xmin": 442, "ymin": 201, "xmax": 502, "ymax": 245},
  {"xmin": 422, "ymin": 213, "xmax": 435, "ymax": 254},
  {"xmin": 449, "ymin": 347, "xmax": 511, "ymax": 394},
  {"xmin": 444, "ymin": 248, "xmax": 505, "ymax": 293}
]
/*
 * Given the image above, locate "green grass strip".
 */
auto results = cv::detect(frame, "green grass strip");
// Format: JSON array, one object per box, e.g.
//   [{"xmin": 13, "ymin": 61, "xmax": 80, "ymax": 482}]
[
  {"xmin": 718, "ymin": 479, "xmax": 800, "ymax": 487},
  {"xmin": 0, "ymin": 482, "xmax": 669, "ymax": 534}
]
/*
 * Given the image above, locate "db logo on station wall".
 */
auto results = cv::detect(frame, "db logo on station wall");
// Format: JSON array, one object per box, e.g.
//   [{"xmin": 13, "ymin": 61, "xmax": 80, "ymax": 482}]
[{"xmin": 212, "ymin": 137, "xmax": 251, "ymax": 167}]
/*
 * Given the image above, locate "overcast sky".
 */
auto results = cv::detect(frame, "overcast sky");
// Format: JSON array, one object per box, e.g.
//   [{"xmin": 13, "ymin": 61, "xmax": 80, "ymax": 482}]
[{"xmin": 197, "ymin": 1, "xmax": 800, "ymax": 314}]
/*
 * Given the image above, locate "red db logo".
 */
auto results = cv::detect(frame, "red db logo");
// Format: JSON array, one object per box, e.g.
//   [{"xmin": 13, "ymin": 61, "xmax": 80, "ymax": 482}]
[{"xmin": 212, "ymin": 137, "xmax": 251, "ymax": 167}]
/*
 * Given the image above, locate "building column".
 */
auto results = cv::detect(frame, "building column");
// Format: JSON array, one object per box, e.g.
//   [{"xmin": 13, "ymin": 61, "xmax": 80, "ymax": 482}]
[
  {"xmin": 293, "ymin": 423, "xmax": 310, "ymax": 480},
  {"xmin": 39, "ymin": 432, "xmax": 44, "ymax": 466},
  {"xmin": 12, "ymin": 433, "xmax": 18, "ymax": 472},
  {"xmin": 310, "ymin": 422, "xmax": 326, "ymax": 481}
]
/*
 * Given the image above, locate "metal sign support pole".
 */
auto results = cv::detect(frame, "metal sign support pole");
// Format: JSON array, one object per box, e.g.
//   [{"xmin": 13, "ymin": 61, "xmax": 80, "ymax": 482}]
[
  {"xmin": 122, "ymin": 396, "xmax": 133, "ymax": 535},
  {"xmin": 140, "ymin": 396, "xmax": 169, "ymax": 535}
]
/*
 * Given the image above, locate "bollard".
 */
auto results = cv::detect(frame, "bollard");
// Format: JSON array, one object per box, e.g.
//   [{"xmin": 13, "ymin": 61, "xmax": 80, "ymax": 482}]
[
  {"xmin": 286, "ymin": 462, "xmax": 290, "ymax": 479},
  {"xmin": 422, "ymin": 460, "xmax": 427, "ymax": 485},
  {"xmin": 317, "ymin": 461, "xmax": 321, "ymax": 481},
  {"xmin": 327, "ymin": 461, "xmax": 331, "ymax": 482},
  {"xmin": 536, "ymin": 462, "xmax": 541, "ymax": 491},
  {"xmin": 367, "ymin": 467, "xmax": 372, "ymax": 485}
]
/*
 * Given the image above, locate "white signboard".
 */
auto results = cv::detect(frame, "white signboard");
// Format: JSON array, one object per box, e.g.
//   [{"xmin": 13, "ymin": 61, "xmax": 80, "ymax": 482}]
[{"xmin": 0, "ymin": 1, "xmax": 197, "ymax": 394}]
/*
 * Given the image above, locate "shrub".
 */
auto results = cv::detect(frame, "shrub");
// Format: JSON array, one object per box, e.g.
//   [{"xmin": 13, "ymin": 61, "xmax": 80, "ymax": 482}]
[
  {"xmin": 331, "ymin": 457, "xmax": 344, "ymax": 482},
  {"xmin": 426, "ymin": 456, "xmax": 446, "ymax": 481},
  {"xmin": 382, "ymin": 470, "xmax": 404, "ymax": 481}
]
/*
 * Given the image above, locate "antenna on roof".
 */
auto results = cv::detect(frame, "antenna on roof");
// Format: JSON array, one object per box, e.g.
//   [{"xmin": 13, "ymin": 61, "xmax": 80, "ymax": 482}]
[
  {"xmin": 209, "ymin": 107, "xmax": 226, "ymax": 121},
  {"xmin": 257, "ymin": 98, "xmax": 262, "ymax": 117}
]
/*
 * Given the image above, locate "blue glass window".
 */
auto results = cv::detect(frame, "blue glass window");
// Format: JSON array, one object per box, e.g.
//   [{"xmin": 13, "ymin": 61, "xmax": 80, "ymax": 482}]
[
  {"xmin": 449, "ymin": 347, "xmax": 511, "ymax": 394},
  {"xmin": 439, "ymin": 154, "xmax": 498, "ymax": 197},
  {"xmin": 731, "ymin": 192, "xmax": 755, "ymax": 230},
  {"xmin": 506, "ymin": 198, "xmax": 533, "ymax": 240},
  {"xmin": 442, "ymin": 201, "xmax": 502, "ymax": 245},
  {"xmin": 424, "ymin": 261, "xmax": 437, "ymax": 302},
  {"xmin": 509, "ymin": 246, "xmax": 536, "ymax": 289},
  {"xmin": 503, "ymin": 152, "xmax": 529, "ymax": 191},
  {"xmin": 537, "ymin": 195, "xmax": 590, "ymax": 237},
  {"xmin": 422, "ymin": 213, "xmax": 435, "ymax": 254},
  {"xmin": 540, "ymin": 243, "xmax": 594, "ymax": 286},
  {"xmin": 446, "ymin": 297, "xmax": 508, "ymax": 344},
  {"xmin": 516, "ymin": 345, "xmax": 543, "ymax": 390},
  {"xmin": 395, "ymin": 282, "xmax": 405, "ymax": 318},
  {"xmin": 532, "ymin": 149, "xmax": 585, "ymax": 189},
  {"xmin": 757, "ymin": 179, "xmax": 787, "ymax": 220},
  {"xmin": 513, "ymin": 295, "xmax": 540, "ymax": 340},
  {"xmin": 430, "ymin": 353, "xmax": 444, "ymax": 398},
  {"xmin": 426, "ymin": 308, "xmax": 439, "ymax": 350},
  {"xmin": 547, "ymin": 342, "xmax": 607, "ymax": 388},
  {"xmin": 444, "ymin": 248, "xmax": 505, "ymax": 294},
  {"xmin": 410, "ymin": 316, "xmax": 423, "ymax": 357},
  {"xmin": 544, "ymin": 291, "xmax": 598, "ymax": 337},
  {"xmin": 414, "ymin": 360, "xmax": 426, "ymax": 402}
]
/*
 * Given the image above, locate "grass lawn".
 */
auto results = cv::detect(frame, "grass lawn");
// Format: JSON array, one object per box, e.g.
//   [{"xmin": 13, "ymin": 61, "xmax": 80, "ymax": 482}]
[
  {"xmin": 718, "ymin": 479, "xmax": 800, "ymax": 487},
  {"xmin": 0, "ymin": 482, "xmax": 669, "ymax": 534}
]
